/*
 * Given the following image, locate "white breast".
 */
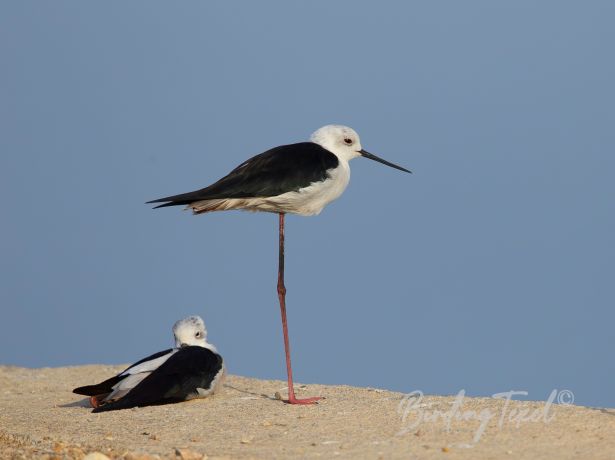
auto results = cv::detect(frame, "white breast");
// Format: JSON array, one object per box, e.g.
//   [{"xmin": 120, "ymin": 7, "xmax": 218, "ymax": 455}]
[{"xmin": 261, "ymin": 162, "xmax": 351, "ymax": 216}]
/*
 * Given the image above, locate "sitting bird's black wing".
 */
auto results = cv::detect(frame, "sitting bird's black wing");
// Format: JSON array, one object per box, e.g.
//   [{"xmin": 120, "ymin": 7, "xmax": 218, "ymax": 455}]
[
  {"xmin": 72, "ymin": 348, "xmax": 173, "ymax": 396},
  {"xmin": 92, "ymin": 346, "xmax": 223, "ymax": 413},
  {"xmin": 147, "ymin": 142, "xmax": 339, "ymax": 207}
]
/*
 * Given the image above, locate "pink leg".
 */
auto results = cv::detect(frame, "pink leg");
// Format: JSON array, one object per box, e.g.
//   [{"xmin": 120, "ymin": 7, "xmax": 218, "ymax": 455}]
[
  {"xmin": 277, "ymin": 213, "xmax": 322, "ymax": 405},
  {"xmin": 89, "ymin": 395, "xmax": 102, "ymax": 408}
]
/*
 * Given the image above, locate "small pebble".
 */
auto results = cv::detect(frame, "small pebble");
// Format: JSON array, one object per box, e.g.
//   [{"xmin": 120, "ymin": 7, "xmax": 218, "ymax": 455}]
[
  {"xmin": 124, "ymin": 452, "xmax": 159, "ymax": 460},
  {"xmin": 83, "ymin": 453, "xmax": 111, "ymax": 460}
]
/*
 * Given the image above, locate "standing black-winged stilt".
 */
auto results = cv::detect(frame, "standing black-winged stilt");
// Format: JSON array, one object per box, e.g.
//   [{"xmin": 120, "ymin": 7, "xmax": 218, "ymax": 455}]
[
  {"xmin": 148, "ymin": 125, "xmax": 410, "ymax": 404},
  {"xmin": 73, "ymin": 315, "xmax": 225, "ymax": 412}
]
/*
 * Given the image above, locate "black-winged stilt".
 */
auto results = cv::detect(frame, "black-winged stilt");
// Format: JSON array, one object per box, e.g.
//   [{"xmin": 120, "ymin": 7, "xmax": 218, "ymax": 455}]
[
  {"xmin": 73, "ymin": 315, "xmax": 225, "ymax": 412},
  {"xmin": 148, "ymin": 125, "xmax": 410, "ymax": 404}
]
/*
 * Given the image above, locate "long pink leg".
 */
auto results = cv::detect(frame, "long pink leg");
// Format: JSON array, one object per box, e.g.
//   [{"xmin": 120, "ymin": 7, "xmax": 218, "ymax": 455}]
[{"xmin": 277, "ymin": 213, "xmax": 322, "ymax": 405}]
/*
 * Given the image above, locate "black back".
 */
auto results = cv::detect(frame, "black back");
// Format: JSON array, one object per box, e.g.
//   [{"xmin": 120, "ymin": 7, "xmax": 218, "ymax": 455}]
[
  {"xmin": 92, "ymin": 346, "xmax": 223, "ymax": 412},
  {"xmin": 147, "ymin": 142, "xmax": 339, "ymax": 207}
]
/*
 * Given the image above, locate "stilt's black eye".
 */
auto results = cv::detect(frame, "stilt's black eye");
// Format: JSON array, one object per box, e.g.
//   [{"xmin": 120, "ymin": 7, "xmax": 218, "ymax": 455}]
[
  {"xmin": 195, "ymin": 332, "xmax": 201, "ymax": 338},
  {"xmin": 344, "ymin": 138, "xmax": 353, "ymax": 145}
]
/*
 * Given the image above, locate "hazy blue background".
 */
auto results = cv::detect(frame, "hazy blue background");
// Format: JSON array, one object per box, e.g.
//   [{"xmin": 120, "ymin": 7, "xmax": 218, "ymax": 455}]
[{"xmin": 1, "ymin": 1, "xmax": 614, "ymax": 408}]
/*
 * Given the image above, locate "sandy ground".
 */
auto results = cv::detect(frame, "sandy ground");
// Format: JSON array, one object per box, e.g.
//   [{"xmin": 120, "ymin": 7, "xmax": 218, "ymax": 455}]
[{"xmin": 0, "ymin": 365, "xmax": 613, "ymax": 459}]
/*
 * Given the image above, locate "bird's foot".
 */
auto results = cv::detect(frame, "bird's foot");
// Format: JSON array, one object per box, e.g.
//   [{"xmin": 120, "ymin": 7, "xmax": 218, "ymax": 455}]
[{"xmin": 285, "ymin": 395, "xmax": 323, "ymax": 405}]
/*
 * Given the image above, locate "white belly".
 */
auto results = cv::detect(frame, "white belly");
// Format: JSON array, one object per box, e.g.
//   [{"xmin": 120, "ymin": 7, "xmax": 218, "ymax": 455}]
[{"xmin": 264, "ymin": 163, "xmax": 351, "ymax": 216}]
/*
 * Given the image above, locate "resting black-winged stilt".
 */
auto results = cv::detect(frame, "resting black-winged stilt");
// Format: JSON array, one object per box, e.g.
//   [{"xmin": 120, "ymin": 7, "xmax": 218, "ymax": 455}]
[
  {"xmin": 148, "ymin": 125, "xmax": 410, "ymax": 404},
  {"xmin": 73, "ymin": 315, "xmax": 225, "ymax": 412}
]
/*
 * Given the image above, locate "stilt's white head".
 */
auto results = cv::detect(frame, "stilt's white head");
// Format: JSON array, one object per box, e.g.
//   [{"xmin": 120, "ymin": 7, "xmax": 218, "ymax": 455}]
[
  {"xmin": 310, "ymin": 125, "xmax": 411, "ymax": 173},
  {"xmin": 173, "ymin": 315, "xmax": 208, "ymax": 348},
  {"xmin": 310, "ymin": 125, "xmax": 363, "ymax": 162}
]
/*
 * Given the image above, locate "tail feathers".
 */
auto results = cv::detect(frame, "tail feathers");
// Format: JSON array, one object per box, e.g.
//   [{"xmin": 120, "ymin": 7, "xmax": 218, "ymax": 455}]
[
  {"xmin": 191, "ymin": 197, "xmax": 277, "ymax": 214},
  {"xmin": 190, "ymin": 198, "xmax": 241, "ymax": 214}
]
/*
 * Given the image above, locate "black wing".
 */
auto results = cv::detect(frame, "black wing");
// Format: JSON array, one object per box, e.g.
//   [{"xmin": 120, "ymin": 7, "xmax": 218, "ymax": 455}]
[
  {"xmin": 92, "ymin": 346, "xmax": 223, "ymax": 412},
  {"xmin": 72, "ymin": 348, "xmax": 173, "ymax": 396},
  {"xmin": 147, "ymin": 142, "xmax": 339, "ymax": 208}
]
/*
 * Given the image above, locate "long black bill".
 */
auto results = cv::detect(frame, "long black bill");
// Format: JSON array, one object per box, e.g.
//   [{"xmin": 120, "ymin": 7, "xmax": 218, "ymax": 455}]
[{"xmin": 359, "ymin": 149, "xmax": 412, "ymax": 173}]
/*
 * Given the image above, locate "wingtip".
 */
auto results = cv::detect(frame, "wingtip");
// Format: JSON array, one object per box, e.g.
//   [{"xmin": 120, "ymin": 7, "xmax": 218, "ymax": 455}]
[
  {"xmin": 145, "ymin": 199, "xmax": 174, "ymax": 209},
  {"xmin": 152, "ymin": 202, "xmax": 176, "ymax": 209},
  {"xmin": 72, "ymin": 386, "xmax": 90, "ymax": 395}
]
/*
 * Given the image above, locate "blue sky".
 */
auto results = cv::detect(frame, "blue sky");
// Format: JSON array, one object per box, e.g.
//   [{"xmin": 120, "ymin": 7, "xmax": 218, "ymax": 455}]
[{"xmin": 1, "ymin": 1, "xmax": 614, "ymax": 407}]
